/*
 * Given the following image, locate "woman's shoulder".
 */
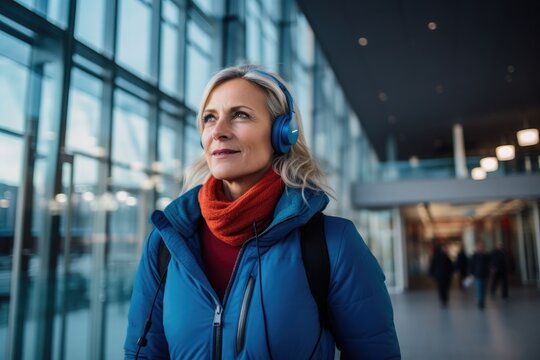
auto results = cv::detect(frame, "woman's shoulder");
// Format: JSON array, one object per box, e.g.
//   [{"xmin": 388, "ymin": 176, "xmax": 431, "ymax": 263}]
[{"xmin": 321, "ymin": 215, "xmax": 371, "ymax": 263}]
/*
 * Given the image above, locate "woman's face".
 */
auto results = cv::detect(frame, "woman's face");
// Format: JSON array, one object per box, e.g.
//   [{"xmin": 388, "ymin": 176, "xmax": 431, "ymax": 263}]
[{"xmin": 201, "ymin": 78, "xmax": 274, "ymax": 199}]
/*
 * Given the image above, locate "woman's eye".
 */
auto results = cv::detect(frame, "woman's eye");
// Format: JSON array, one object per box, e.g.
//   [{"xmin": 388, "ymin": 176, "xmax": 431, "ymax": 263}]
[
  {"xmin": 233, "ymin": 111, "xmax": 249, "ymax": 119},
  {"xmin": 203, "ymin": 114, "xmax": 216, "ymax": 123}
]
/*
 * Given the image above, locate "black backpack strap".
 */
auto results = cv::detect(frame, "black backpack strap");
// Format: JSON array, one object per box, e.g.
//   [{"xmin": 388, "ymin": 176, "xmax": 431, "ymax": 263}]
[
  {"xmin": 300, "ymin": 212, "xmax": 331, "ymax": 330},
  {"xmin": 157, "ymin": 239, "xmax": 171, "ymax": 282}
]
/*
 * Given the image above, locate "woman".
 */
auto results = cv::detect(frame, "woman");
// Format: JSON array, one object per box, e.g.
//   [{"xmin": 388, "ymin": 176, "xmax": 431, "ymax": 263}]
[{"xmin": 124, "ymin": 64, "xmax": 400, "ymax": 359}]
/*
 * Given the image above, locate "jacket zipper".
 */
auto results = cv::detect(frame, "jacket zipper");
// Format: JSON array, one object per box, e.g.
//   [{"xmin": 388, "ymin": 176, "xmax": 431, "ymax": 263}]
[
  {"xmin": 211, "ymin": 216, "xmax": 298, "ymax": 360},
  {"xmin": 236, "ymin": 276, "xmax": 255, "ymax": 354},
  {"xmin": 212, "ymin": 242, "xmax": 249, "ymax": 360},
  {"xmin": 213, "ymin": 305, "xmax": 223, "ymax": 360}
]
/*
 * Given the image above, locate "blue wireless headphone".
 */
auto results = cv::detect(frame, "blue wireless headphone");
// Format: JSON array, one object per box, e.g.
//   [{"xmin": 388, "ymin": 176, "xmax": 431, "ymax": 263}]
[{"xmin": 251, "ymin": 70, "xmax": 299, "ymax": 155}]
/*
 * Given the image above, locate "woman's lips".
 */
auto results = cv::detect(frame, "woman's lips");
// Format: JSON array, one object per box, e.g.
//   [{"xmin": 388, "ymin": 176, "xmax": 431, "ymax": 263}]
[{"xmin": 212, "ymin": 149, "xmax": 240, "ymax": 158}]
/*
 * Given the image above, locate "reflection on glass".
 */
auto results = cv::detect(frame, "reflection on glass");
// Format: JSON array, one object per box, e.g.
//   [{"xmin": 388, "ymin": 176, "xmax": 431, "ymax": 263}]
[
  {"xmin": 184, "ymin": 123, "xmax": 202, "ymax": 168},
  {"xmin": 186, "ymin": 44, "xmax": 210, "ymax": 110},
  {"xmin": 0, "ymin": 134, "xmax": 23, "ymax": 353},
  {"xmin": 66, "ymin": 69, "xmax": 104, "ymax": 157},
  {"xmin": 192, "ymin": 0, "xmax": 213, "ymax": 14},
  {"xmin": 112, "ymin": 90, "xmax": 149, "ymax": 167},
  {"xmin": 0, "ymin": 31, "xmax": 30, "ymax": 134},
  {"xmin": 36, "ymin": 63, "xmax": 62, "ymax": 156},
  {"xmin": 54, "ymin": 155, "xmax": 101, "ymax": 359},
  {"xmin": 14, "ymin": 0, "xmax": 68, "ymax": 28},
  {"xmin": 160, "ymin": 0, "xmax": 182, "ymax": 95},
  {"xmin": 75, "ymin": 0, "xmax": 106, "ymax": 52},
  {"xmin": 186, "ymin": 20, "xmax": 212, "ymax": 109},
  {"xmin": 107, "ymin": 165, "xmax": 151, "ymax": 358},
  {"xmin": 117, "ymin": 0, "xmax": 151, "ymax": 78},
  {"xmin": 159, "ymin": 113, "xmax": 183, "ymax": 178},
  {"xmin": 246, "ymin": 0, "xmax": 278, "ymax": 70}
]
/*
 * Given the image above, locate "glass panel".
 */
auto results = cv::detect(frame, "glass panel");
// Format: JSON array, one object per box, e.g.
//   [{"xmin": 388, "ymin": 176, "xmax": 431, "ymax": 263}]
[
  {"xmin": 0, "ymin": 134, "xmax": 23, "ymax": 355},
  {"xmin": 0, "ymin": 32, "xmax": 30, "ymax": 134},
  {"xmin": 53, "ymin": 155, "xmax": 101, "ymax": 360},
  {"xmin": 160, "ymin": 0, "xmax": 181, "ymax": 95},
  {"xmin": 75, "ymin": 0, "xmax": 106, "ymax": 52},
  {"xmin": 192, "ymin": 0, "xmax": 213, "ymax": 15},
  {"xmin": 158, "ymin": 113, "xmax": 183, "ymax": 178},
  {"xmin": 261, "ymin": 17, "xmax": 278, "ymax": 70},
  {"xmin": 362, "ymin": 210, "xmax": 396, "ymax": 287},
  {"xmin": 186, "ymin": 44, "xmax": 211, "ymax": 110},
  {"xmin": 184, "ymin": 122, "xmax": 201, "ymax": 168},
  {"xmin": 14, "ymin": 0, "xmax": 69, "ymax": 28},
  {"xmin": 112, "ymin": 90, "xmax": 149, "ymax": 168},
  {"xmin": 66, "ymin": 69, "xmax": 105, "ymax": 157},
  {"xmin": 117, "ymin": 0, "xmax": 152, "ymax": 78},
  {"xmin": 187, "ymin": 20, "xmax": 211, "ymax": 53},
  {"xmin": 246, "ymin": 0, "xmax": 261, "ymax": 64},
  {"xmin": 106, "ymin": 165, "xmax": 152, "ymax": 358},
  {"xmin": 296, "ymin": 13, "xmax": 314, "ymax": 66}
]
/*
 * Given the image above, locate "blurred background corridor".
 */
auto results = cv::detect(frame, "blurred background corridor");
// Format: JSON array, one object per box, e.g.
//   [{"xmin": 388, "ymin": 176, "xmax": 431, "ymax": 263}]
[{"xmin": 0, "ymin": 0, "xmax": 539, "ymax": 359}]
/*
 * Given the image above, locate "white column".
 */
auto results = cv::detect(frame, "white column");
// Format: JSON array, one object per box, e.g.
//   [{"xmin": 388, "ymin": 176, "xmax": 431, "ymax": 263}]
[
  {"xmin": 462, "ymin": 224, "xmax": 475, "ymax": 256},
  {"xmin": 453, "ymin": 123, "xmax": 468, "ymax": 179}
]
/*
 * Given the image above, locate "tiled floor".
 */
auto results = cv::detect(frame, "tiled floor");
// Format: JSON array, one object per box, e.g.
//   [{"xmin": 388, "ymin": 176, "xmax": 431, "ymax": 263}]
[{"xmin": 391, "ymin": 286, "xmax": 540, "ymax": 359}]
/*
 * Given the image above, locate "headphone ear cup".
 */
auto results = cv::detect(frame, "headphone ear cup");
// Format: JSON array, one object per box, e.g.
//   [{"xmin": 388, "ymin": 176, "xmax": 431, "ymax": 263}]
[
  {"xmin": 271, "ymin": 114, "xmax": 298, "ymax": 154},
  {"xmin": 271, "ymin": 115, "xmax": 288, "ymax": 154}
]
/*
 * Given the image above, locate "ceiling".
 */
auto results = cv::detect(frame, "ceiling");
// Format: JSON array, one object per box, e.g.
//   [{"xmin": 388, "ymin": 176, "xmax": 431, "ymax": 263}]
[{"xmin": 296, "ymin": 0, "xmax": 540, "ymax": 161}]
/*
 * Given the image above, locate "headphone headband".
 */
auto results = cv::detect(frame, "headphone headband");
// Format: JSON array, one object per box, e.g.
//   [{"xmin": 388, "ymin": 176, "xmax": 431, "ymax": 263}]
[{"xmin": 250, "ymin": 69, "xmax": 299, "ymax": 154}]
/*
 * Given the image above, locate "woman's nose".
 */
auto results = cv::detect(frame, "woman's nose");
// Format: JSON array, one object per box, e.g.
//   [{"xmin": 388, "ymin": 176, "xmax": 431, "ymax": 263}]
[{"xmin": 212, "ymin": 118, "xmax": 231, "ymax": 140}]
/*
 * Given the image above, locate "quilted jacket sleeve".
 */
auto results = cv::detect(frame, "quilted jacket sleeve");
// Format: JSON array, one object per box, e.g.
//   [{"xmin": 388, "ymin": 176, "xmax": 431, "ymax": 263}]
[
  {"xmin": 327, "ymin": 218, "xmax": 401, "ymax": 359},
  {"xmin": 124, "ymin": 229, "xmax": 170, "ymax": 359}
]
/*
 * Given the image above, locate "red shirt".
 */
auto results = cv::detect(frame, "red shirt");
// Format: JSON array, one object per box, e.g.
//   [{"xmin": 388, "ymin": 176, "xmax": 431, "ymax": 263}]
[{"xmin": 200, "ymin": 221, "xmax": 241, "ymax": 301}]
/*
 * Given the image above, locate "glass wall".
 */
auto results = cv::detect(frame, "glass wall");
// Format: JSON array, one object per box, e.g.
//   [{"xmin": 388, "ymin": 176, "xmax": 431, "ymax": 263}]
[{"xmin": 0, "ymin": 0, "xmax": 394, "ymax": 358}]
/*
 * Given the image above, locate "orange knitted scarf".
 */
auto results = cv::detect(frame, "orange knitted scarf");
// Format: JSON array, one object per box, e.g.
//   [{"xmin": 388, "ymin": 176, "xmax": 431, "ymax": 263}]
[{"xmin": 198, "ymin": 169, "xmax": 284, "ymax": 246}]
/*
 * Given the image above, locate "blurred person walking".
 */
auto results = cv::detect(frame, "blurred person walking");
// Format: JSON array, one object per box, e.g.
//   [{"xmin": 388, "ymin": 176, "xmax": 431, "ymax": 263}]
[
  {"xmin": 429, "ymin": 244, "xmax": 454, "ymax": 307},
  {"xmin": 490, "ymin": 241, "xmax": 509, "ymax": 299},
  {"xmin": 470, "ymin": 242, "xmax": 491, "ymax": 309}
]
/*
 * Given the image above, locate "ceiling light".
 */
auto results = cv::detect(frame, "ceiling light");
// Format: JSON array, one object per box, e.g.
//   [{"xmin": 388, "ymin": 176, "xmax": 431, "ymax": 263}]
[
  {"xmin": 507, "ymin": 65, "xmax": 515, "ymax": 73},
  {"xmin": 471, "ymin": 167, "xmax": 486, "ymax": 180},
  {"xmin": 517, "ymin": 128, "xmax": 539, "ymax": 146},
  {"xmin": 496, "ymin": 145, "xmax": 515, "ymax": 161},
  {"xmin": 378, "ymin": 92, "xmax": 388, "ymax": 102},
  {"xmin": 428, "ymin": 22, "xmax": 437, "ymax": 30},
  {"xmin": 435, "ymin": 84, "xmax": 444, "ymax": 94},
  {"xmin": 480, "ymin": 157, "xmax": 498, "ymax": 172},
  {"xmin": 358, "ymin": 37, "xmax": 368, "ymax": 46}
]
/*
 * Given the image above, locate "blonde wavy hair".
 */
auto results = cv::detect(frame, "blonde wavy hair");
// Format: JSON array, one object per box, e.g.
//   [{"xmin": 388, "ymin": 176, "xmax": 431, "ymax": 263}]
[{"xmin": 182, "ymin": 64, "xmax": 333, "ymax": 199}]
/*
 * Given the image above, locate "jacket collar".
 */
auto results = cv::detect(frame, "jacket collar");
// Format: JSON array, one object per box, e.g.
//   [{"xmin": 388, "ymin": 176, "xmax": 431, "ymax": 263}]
[{"xmin": 157, "ymin": 185, "xmax": 329, "ymax": 242}]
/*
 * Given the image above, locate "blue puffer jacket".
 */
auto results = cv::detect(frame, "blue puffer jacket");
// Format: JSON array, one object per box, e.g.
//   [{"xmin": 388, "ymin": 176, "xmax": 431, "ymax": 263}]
[{"xmin": 124, "ymin": 186, "xmax": 400, "ymax": 359}]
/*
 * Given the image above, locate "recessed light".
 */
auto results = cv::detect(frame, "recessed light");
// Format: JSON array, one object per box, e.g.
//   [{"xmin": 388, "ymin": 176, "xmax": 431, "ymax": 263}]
[
  {"xmin": 378, "ymin": 92, "xmax": 388, "ymax": 102},
  {"xmin": 435, "ymin": 84, "xmax": 444, "ymax": 94},
  {"xmin": 428, "ymin": 21, "xmax": 437, "ymax": 30},
  {"xmin": 517, "ymin": 128, "xmax": 539, "ymax": 146},
  {"xmin": 480, "ymin": 157, "xmax": 498, "ymax": 172},
  {"xmin": 358, "ymin": 37, "xmax": 368, "ymax": 46},
  {"xmin": 471, "ymin": 167, "xmax": 486, "ymax": 180},
  {"xmin": 505, "ymin": 74, "xmax": 512, "ymax": 83},
  {"xmin": 507, "ymin": 65, "xmax": 515, "ymax": 73},
  {"xmin": 496, "ymin": 145, "xmax": 515, "ymax": 161}
]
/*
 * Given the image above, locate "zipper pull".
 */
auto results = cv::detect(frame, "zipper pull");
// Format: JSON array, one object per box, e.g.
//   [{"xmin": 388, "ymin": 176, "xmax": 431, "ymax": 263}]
[{"xmin": 213, "ymin": 305, "xmax": 223, "ymax": 327}]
